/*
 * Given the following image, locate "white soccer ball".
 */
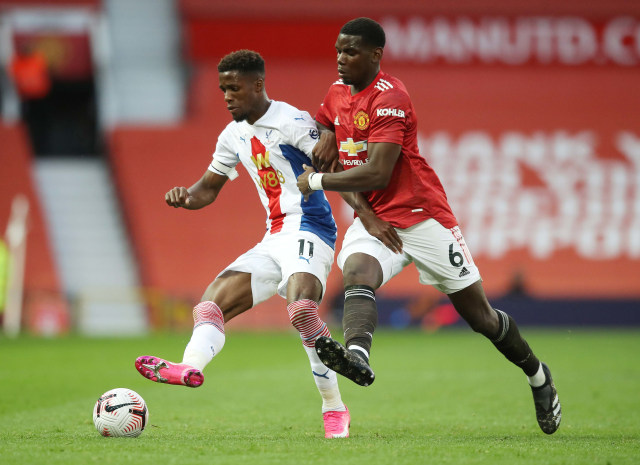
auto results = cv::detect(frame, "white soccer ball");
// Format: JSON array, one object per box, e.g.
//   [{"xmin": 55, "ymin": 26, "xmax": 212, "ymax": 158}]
[{"xmin": 93, "ymin": 388, "xmax": 149, "ymax": 437}]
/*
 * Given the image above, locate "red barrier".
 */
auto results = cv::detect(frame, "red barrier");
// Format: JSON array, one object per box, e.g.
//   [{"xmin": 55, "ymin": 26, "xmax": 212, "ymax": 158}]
[
  {"xmin": 180, "ymin": 0, "xmax": 638, "ymax": 19},
  {"xmin": 180, "ymin": 2, "xmax": 640, "ymax": 67}
]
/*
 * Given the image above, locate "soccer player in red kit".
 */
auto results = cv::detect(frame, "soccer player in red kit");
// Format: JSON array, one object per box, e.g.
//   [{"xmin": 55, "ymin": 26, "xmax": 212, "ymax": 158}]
[{"xmin": 297, "ymin": 17, "xmax": 561, "ymax": 435}]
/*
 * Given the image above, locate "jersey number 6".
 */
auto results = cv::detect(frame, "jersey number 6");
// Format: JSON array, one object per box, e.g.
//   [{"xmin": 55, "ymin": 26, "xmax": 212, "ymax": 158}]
[{"xmin": 449, "ymin": 243, "xmax": 464, "ymax": 268}]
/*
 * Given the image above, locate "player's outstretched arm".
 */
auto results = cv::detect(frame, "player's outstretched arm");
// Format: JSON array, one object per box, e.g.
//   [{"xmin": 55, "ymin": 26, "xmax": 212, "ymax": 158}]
[
  {"xmin": 165, "ymin": 170, "xmax": 227, "ymax": 210},
  {"xmin": 321, "ymin": 142, "xmax": 401, "ymax": 192},
  {"xmin": 298, "ymin": 142, "xmax": 401, "ymax": 195}
]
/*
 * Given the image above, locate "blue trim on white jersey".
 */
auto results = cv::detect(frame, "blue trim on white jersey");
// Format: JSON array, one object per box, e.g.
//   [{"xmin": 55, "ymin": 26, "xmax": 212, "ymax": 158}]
[{"xmin": 279, "ymin": 144, "xmax": 337, "ymax": 249}]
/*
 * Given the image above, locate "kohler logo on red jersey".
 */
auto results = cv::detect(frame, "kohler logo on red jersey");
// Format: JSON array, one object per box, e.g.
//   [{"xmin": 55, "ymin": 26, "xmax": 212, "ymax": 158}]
[{"xmin": 377, "ymin": 108, "xmax": 405, "ymax": 118}]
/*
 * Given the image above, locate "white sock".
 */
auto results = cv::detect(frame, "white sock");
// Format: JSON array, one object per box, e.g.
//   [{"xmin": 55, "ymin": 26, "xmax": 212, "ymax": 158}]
[
  {"xmin": 527, "ymin": 363, "xmax": 546, "ymax": 388},
  {"xmin": 182, "ymin": 324, "xmax": 226, "ymax": 371},
  {"xmin": 303, "ymin": 346, "xmax": 345, "ymax": 413}
]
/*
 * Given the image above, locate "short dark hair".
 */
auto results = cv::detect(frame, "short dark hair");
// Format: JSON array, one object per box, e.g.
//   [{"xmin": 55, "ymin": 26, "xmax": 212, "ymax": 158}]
[
  {"xmin": 340, "ymin": 17, "xmax": 386, "ymax": 49},
  {"xmin": 217, "ymin": 49, "xmax": 265, "ymax": 75}
]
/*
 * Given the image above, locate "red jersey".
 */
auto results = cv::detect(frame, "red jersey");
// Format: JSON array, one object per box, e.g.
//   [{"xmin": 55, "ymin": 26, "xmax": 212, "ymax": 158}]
[{"xmin": 316, "ymin": 71, "xmax": 457, "ymax": 229}]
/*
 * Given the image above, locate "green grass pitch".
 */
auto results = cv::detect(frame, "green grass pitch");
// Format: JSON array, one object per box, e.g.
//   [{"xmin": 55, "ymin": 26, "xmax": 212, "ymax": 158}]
[{"xmin": 1, "ymin": 328, "xmax": 639, "ymax": 464}]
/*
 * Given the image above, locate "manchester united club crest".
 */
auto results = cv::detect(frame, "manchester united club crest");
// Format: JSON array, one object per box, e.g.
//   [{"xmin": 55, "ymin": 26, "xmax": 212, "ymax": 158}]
[{"xmin": 353, "ymin": 110, "xmax": 370, "ymax": 130}]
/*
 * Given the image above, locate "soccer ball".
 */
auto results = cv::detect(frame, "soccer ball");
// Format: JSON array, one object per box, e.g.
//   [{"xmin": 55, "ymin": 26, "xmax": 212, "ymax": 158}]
[{"xmin": 93, "ymin": 388, "xmax": 149, "ymax": 437}]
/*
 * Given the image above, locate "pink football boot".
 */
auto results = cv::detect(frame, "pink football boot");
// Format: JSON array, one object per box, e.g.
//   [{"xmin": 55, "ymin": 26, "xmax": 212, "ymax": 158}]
[
  {"xmin": 135, "ymin": 355, "xmax": 204, "ymax": 388},
  {"xmin": 323, "ymin": 406, "xmax": 350, "ymax": 438}
]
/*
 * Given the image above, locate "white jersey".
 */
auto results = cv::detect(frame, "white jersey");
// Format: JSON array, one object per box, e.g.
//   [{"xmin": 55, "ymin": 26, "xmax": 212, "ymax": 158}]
[{"xmin": 209, "ymin": 100, "xmax": 337, "ymax": 248}]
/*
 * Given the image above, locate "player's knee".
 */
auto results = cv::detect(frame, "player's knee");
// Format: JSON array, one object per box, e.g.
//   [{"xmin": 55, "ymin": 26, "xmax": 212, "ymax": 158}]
[
  {"xmin": 343, "ymin": 264, "xmax": 382, "ymax": 288},
  {"xmin": 342, "ymin": 253, "xmax": 383, "ymax": 288},
  {"xmin": 201, "ymin": 272, "xmax": 253, "ymax": 319},
  {"xmin": 286, "ymin": 273, "xmax": 323, "ymax": 303}
]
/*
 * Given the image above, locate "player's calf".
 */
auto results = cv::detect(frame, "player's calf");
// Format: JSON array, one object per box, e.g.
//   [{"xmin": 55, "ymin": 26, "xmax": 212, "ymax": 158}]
[
  {"xmin": 490, "ymin": 309, "xmax": 541, "ymax": 376},
  {"xmin": 342, "ymin": 284, "xmax": 378, "ymax": 356},
  {"xmin": 287, "ymin": 299, "xmax": 331, "ymax": 347}
]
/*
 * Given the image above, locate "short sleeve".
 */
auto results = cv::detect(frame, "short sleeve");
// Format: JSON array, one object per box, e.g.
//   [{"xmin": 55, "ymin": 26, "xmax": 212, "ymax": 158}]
[
  {"xmin": 367, "ymin": 89, "xmax": 411, "ymax": 145},
  {"xmin": 208, "ymin": 126, "xmax": 240, "ymax": 177},
  {"xmin": 315, "ymin": 86, "xmax": 337, "ymax": 130}
]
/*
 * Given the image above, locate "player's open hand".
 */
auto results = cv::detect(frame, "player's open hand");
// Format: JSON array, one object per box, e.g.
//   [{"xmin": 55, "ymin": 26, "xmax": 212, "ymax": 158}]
[
  {"xmin": 297, "ymin": 164, "xmax": 315, "ymax": 202},
  {"xmin": 311, "ymin": 131, "xmax": 340, "ymax": 173},
  {"xmin": 359, "ymin": 210, "xmax": 403, "ymax": 254},
  {"xmin": 165, "ymin": 186, "xmax": 192, "ymax": 208}
]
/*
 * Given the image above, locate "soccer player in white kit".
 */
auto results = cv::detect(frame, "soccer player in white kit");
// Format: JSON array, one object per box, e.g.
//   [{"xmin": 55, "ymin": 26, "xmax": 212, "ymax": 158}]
[{"xmin": 135, "ymin": 50, "xmax": 350, "ymax": 438}]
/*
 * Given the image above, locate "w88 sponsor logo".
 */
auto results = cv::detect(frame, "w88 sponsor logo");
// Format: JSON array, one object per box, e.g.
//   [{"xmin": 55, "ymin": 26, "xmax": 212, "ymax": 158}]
[
  {"xmin": 251, "ymin": 150, "xmax": 286, "ymax": 189},
  {"xmin": 255, "ymin": 170, "xmax": 285, "ymax": 190}
]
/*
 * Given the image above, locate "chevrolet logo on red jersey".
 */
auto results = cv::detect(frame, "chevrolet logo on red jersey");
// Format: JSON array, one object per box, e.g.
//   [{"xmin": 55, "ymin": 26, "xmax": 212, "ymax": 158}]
[{"xmin": 339, "ymin": 138, "xmax": 368, "ymax": 156}]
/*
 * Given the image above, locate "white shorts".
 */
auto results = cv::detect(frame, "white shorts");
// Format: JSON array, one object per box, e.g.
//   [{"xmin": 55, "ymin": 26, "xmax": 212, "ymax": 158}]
[
  {"xmin": 337, "ymin": 218, "xmax": 481, "ymax": 294},
  {"xmin": 220, "ymin": 230, "xmax": 334, "ymax": 306}
]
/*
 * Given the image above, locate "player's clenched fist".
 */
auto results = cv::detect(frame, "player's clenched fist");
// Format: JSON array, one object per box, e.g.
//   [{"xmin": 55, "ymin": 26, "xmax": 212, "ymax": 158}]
[
  {"xmin": 311, "ymin": 130, "xmax": 340, "ymax": 173},
  {"xmin": 165, "ymin": 186, "xmax": 192, "ymax": 208},
  {"xmin": 297, "ymin": 164, "xmax": 318, "ymax": 202}
]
